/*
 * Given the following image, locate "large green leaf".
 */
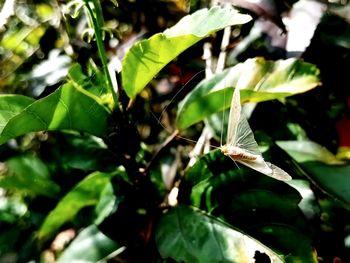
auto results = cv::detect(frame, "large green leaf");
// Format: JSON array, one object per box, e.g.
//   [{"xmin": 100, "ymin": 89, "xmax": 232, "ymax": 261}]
[
  {"xmin": 57, "ymin": 225, "xmax": 121, "ymax": 263},
  {"xmin": 277, "ymin": 140, "xmax": 350, "ymax": 209},
  {"xmin": 0, "ymin": 83, "xmax": 110, "ymax": 145},
  {"xmin": 0, "ymin": 155, "xmax": 60, "ymax": 198},
  {"xmin": 156, "ymin": 205, "xmax": 284, "ymax": 263},
  {"xmin": 179, "ymin": 150, "xmax": 317, "ymax": 262},
  {"xmin": 176, "ymin": 58, "xmax": 320, "ymax": 130},
  {"xmin": 38, "ymin": 171, "xmax": 117, "ymax": 241},
  {"xmin": 122, "ymin": 6, "xmax": 251, "ymax": 98},
  {"xmin": 0, "ymin": 95, "xmax": 35, "ymax": 133}
]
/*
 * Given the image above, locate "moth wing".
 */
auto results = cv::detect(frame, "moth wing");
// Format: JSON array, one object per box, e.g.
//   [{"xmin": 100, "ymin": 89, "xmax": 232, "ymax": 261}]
[
  {"xmin": 226, "ymin": 87, "xmax": 260, "ymax": 155},
  {"xmin": 234, "ymin": 158, "xmax": 292, "ymax": 181},
  {"xmin": 266, "ymin": 162, "xmax": 292, "ymax": 181},
  {"xmin": 226, "ymin": 87, "xmax": 241, "ymax": 146},
  {"xmin": 235, "ymin": 157, "xmax": 271, "ymax": 175},
  {"xmin": 235, "ymin": 115, "xmax": 261, "ymax": 155}
]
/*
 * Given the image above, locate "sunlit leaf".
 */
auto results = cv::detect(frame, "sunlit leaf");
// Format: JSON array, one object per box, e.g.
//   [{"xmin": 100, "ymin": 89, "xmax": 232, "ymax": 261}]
[
  {"xmin": 38, "ymin": 171, "xmax": 117, "ymax": 241},
  {"xmin": 0, "ymin": 83, "xmax": 110, "ymax": 145},
  {"xmin": 57, "ymin": 225, "xmax": 122, "ymax": 263},
  {"xmin": 122, "ymin": 6, "xmax": 251, "ymax": 98},
  {"xmin": 0, "ymin": 155, "xmax": 60, "ymax": 198},
  {"xmin": 156, "ymin": 205, "xmax": 284, "ymax": 263},
  {"xmin": 176, "ymin": 57, "xmax": 320, "ymax": 130}
]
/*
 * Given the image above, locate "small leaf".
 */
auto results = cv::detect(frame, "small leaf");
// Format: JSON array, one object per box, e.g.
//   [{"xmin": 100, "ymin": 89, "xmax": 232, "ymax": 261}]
[
  {"xmin": 57, "ymin": 225, "xmax": 122, "ymax": 263},
  {"xmin": 176, "ymin": 57, "xmax": 320, "ymax": 130},
  {"xmin": 0, "ymin": 155, "xmax": 60, "ymax": 198},
  {"xmin": 156, "ymin": 205, "xmax": 284, "ymax": 263},
  {"xmin": 0, "ymin": 83, "xmax": 110, "ymax": 145},
  {"xmin": 38, "ymin": 171, "xmax": 117, "ymax": 241},
  {"xmin": 122, "ymin": 6, "xmax": 251, "ymax": 98}
]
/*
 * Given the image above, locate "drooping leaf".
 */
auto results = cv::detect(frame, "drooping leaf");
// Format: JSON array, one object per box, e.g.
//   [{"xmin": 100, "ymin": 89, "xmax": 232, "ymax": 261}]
[
  {"xmin": 0, "ymin": 83, "xmax": 110, "ymax": 145},
  {"xmin": 122, "ymin": 6, "xmax": 251, "ymax": 98},
  {"xmin": 179, "ymin": 149, "xmax": 317, "ymax": 262},
  {"xmin": 38, "ymin": 171, "xmax": 117, "ymax": 241},
  {"xmin": 176, "ymin": 57, "xmax": 320, "ymax": 130},
  {"xmin": 57, "ymin": 225, "xmax": 121, "ymax": 263},
  {"xmin": 156, "ymin": 205, "xmax": 284, "ymax": 263},
  {"xmin": 277, "ymin": 140, "xmax": 350, "ymax": 210},
  {"xmin": 0, "ymin": 155, "xmax": 60, "ymax": 198}
]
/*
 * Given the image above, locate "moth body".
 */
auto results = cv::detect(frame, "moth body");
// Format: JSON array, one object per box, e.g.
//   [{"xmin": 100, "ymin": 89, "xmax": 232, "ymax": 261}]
[{"xmin": 221, "ymin": 145, "xmax": 257, "ymax": 161}]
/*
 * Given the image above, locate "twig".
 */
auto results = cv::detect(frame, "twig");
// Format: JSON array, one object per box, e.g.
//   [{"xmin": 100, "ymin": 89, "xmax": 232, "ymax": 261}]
[
  {"xmin": 216, "ymin": 26, "xmax": 231, "ymax": 73},
  {"xmin": 202, "ymin": 42, "xmax": 213, "ymax": 78}
]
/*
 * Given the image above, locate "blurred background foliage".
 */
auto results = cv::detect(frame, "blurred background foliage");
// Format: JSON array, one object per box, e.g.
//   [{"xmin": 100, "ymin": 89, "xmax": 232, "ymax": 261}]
[{"xmin": 0, "ymin": 0, "xmax": 350, "ymax": 262}]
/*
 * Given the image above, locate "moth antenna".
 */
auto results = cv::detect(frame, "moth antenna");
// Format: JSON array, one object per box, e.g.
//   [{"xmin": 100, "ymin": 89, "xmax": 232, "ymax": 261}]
[
  {"xmin": 158, "ymin": 69, "xmax": 205, "ymax": 124},
  {"xmin": 221, "ymin": 85, "xmax": 226, "ymax": 147},
  {"xmin": 150, "ymin": 110, "xmax": 220, "ymax": 149}
]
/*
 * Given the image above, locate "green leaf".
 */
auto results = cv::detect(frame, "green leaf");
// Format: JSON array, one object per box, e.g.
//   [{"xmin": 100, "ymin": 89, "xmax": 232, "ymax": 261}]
[
  {"xmin": 176, "ymin": 58, "xmax": 320, "ymax": 130},
  {"xmin": 179, "ymin": 150, "xmax": 317, "ymax": 262},
  {"xmin": 277, "ymin": 140, "xmax": 350, "ymax": 209},
  {"xmin": 57, "ymin": 225, "xmax": 122, "ymax": 263},
  {"xmin": 0, "ymin": 83, "xmax": 110, "ymax": 145},
  {"xmin": 122, "ymin": 6, "xmax": 251, "ymax": 98},
  {"xmin": 38, "ymin": 171, "xmax": 117, "ymax": 241},
  {"xmin": 156, "ymin": 205, "xmax": 284, "ymax": 263},
  {"xmin": 276, "ymin": 140, "xmax": 344, "ymax": 164},
  {"xmin": 0, "ymin": 155, "xmax": 60, "ymax": 198},
  {"xmin": 0, "ymin": 95, "xmax": 35, "ymax": 133}
]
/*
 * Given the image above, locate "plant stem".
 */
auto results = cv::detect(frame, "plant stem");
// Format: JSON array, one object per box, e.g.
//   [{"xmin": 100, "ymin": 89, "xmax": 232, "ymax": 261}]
[{"xmin": 83, "ymin": 0, "xmax": 118, "ymax": 107}]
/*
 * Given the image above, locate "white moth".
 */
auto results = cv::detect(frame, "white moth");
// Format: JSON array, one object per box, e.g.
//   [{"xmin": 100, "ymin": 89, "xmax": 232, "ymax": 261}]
[{"xmin": 220, "ymin": 87, "xmax": 292, "ymax": 181}]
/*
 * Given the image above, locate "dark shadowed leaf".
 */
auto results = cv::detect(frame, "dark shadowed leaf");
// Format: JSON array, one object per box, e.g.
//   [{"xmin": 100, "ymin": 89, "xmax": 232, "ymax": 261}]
[
  {"xmin": 122, "ymin": 6, "xmax": 251, "ymax": 98},
  {"xmin": 156, "ymin": 205, "xmax": 284, "ymax": 263},
  {"xmin": 176, "ymin": 58, "xmax": 320, "ymax": 130}
]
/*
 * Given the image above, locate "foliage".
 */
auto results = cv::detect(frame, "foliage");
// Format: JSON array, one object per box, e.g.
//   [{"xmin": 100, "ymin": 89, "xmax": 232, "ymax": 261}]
[{"xmin": 0, "ymin": 0, "xmax": 350, "ymax": 262}]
